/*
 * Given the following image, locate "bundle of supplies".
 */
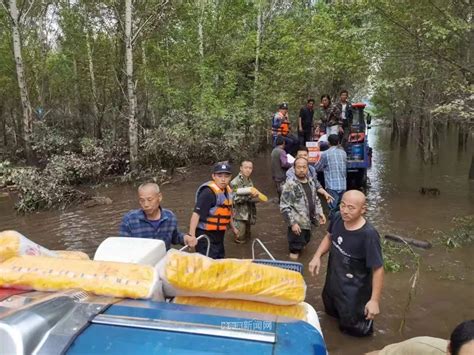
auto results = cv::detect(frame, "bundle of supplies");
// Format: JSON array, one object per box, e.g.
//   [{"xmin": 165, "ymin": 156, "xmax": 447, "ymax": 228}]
[
  {"xmin": 0, "ymin": 230, "xmax": 89, "ymax": 262},
  {"xmin": 0, "ymin": 255, "xmax": 158, "ymax": 299},
  {"xmin": 160, "ymin": 250, "xmax": 306, "ymax": 305},
  {"xmin": 174, "ymin": 296, "xmax": 307, "ymax": 320}
]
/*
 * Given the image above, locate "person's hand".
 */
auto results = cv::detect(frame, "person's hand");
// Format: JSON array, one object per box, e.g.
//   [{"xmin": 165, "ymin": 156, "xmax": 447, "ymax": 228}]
[
  {"xmin": 184, "ymin": 234, "xmax": 197, "ymax": 248},
  {"xmin": 364, "ymin": 300, "xmax": 380, "ymax": 320},
  {"xmin": 291, "ymin": 223, "xmax": 301, "ymax": 235},
  {"xmin": 324, "ymin": 192, "xmax": 334, "ymax": 204},
  {"xmin": 318, "ymin": 213, "xmax": 326, "ymax": 225},
  {"xmin": 309, "ymin": 257, "xmax": 321, "ymax": 276},
  {"xmin": 250, "ymin": 189, "xmax": 259, "ymax": 198},
  {"xmin": 232, "ymin": 227, "xmax": 240, "ymax": 236}
]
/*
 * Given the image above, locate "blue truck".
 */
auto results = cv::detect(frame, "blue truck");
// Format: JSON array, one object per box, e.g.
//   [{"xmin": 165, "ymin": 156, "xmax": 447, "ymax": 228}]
[{"xmin": 345, "ymin": 102, "xmax": 372, "ymax": 189}]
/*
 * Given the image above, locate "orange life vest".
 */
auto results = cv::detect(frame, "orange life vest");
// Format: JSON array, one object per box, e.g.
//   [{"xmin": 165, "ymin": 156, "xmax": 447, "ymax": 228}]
[
  {"xmin": 196, "ymin": 181, "xmax": 233, "ymax": 231},
  {"xmin": 271, "ymin": 113, "xmax": 290, "ymax": 137}
]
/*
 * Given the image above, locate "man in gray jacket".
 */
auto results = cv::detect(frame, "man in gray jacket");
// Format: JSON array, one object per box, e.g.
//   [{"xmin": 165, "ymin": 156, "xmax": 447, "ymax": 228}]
[{"xmin": 280, "ymin": 157, "xmax": 327, "ymax": 260}]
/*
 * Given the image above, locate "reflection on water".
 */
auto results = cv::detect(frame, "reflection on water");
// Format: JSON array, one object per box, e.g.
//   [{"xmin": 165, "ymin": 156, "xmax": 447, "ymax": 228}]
[
  {"xmin": 367, "ymin": 126, "xmax": 473, "ymax": 235},
  {"xmin": 0, "ymin": 125, "xmax": 472, "ymax": 354}
]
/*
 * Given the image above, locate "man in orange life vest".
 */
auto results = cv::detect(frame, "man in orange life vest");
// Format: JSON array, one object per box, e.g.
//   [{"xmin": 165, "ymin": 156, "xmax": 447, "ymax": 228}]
[
  {"xmin": 271, "ymin": 102, "xmax": 298, "ymax": 156},
  {"xmin": 188, "ymin": 162, "xmax": 239, "ymax": 259}
]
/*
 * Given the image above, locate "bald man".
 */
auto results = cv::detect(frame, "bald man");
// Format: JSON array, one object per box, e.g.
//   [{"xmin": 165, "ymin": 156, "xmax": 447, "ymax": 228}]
[
  {"xmin": 309, "ymin": 190, "xmax": 384, "ymax": 337},
  {"xmin": 119, "ymin": 183, "xmax": 197, "ymax": 250}
]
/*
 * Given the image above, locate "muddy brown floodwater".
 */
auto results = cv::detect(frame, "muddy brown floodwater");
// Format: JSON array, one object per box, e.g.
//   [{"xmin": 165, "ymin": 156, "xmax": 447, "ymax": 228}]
[{"xmin": 0, "ymin": 126, "xmax": 473, "ymax": 354}]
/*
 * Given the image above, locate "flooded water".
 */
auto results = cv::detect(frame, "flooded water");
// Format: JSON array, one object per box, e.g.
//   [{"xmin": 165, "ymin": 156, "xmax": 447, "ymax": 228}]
[{"xmin": 0, "ymin": 126, "xmax": 473, "ymax": 354}]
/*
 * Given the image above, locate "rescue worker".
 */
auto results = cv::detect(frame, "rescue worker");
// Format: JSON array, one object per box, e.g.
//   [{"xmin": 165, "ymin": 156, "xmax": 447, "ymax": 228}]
[
  {"xmin": 119, "ymin": 182, "xmax": 197, "ymax": 250},
  {"xmin": 280, "ymin": 157, "xmax": 326, "ymax": 260},
  {"xmin": 188, "ymin": 162, "xmax": 239, "ymax": 259},
  {"xmin": 309, "ymin": 190, "xmax": 384, "ymax": 337},
  {"xmin": 271, "ymin": 102, "xmax": 298, "ymax": 155},
  {"xmin": 230, "ymin": 160, "xmax": 263, "ymax": 244}
]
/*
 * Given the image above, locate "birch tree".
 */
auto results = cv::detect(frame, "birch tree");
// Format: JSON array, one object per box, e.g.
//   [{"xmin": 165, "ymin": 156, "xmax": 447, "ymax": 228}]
[
  {"xmin": 2, "ymin": 0, "xmax": 35, "ymax": 163},
  {"xmin": 124, "ymin": 0, "xmax": 138, "ymax": 171}
]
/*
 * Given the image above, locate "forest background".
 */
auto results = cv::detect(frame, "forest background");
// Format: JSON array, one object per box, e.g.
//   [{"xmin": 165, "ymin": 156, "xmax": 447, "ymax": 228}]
[{"xmin": 0, "ymin": 0, "xmax": 472, "ymax": 211}]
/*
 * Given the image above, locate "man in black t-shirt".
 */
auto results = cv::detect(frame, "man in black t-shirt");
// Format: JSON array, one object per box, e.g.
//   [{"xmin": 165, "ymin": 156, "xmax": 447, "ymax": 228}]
[
  {"xmin": 298, "ymin": 99, "xmax": 315, "ymax": 145},
  {"xmin": 309, "ymin": 190, "xmax": 384, "ymax": 337},
  {"xmin": 188, "ymin": 162, "xmax": 239, "ymax": 259}
]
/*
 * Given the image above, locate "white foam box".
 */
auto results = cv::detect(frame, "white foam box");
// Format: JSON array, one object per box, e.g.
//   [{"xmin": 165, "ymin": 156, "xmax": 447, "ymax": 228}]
[{"xmin": 94, "ymin": 237, "xmax": 166, "ymax": 266}]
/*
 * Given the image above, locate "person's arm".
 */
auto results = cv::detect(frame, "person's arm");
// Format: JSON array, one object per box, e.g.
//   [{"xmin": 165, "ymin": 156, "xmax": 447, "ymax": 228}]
[
  {"xmin": 272, "ymin": 115, "xmax": 282, "ymax": 129},
  {"xmin": 317, "ymin": 187, "xmax": 334, "ymax": 204},
  {"xmin": 313, "ymin": 152, "xmax": 327, "ymax": 172},
  {"xmin": 313, "ymin": 188, "xmax": 326, "ymax": 225},
  {"xmin": 365, "ymin": 266, "xmax": 384, "ymax": 320},
  {"xmin": 188, "ymin": 212, "xmax": 200, "ymax": 238},
  {"xmin": 309, "ymin": 233, "xmax": 331, "ymax": 276},
  {"xmin": 279, "ymin": 150, "xmax": 292, "ymax": 169},
  {"xmin": 188, "ymin": 188, "xmax": 214, "ymax": 237},
  {"xmin": 298, "ymin": 110, "xmax": 303, "ymax": 132},
  {"xmin": 228, "ymin": 219, "xmax": 239, "ymax": 235},
  {"xmin": 279, "ymin": 183, "xmax": 295, "ymax": 225},
  {"xmin": 118, "ymin": 216, "xmax": 132, "ymax": 237},
  {"xmin": 172, "ymin": 224, "xmax": 197, "ymax": 248},
  {"xmin": 232, "ymin": 181, "xmax": 252, "ymax": 204}
]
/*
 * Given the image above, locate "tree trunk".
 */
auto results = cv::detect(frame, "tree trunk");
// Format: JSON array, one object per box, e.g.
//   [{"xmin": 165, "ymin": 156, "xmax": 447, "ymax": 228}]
[
  {"xmin": 85, "ymin": 30, "xmax": 101, "ymax": 139},
  {"xmin": 8, "ymin": 0, "xmax": 34, "ymax": 163},
  {"xmin": 469, "ymin": 155, "xmax": 474, "ymax": 180},
  {"xmin": 253, "ymin": 0, "xmax": 262, "ymax": 109},
  {"xmin": 125, "ymin": 0, "xmax": 138, "ymax": 172},
  {"xmin": 198, "ymin": 1, "xmax": 204, "ymax": 58},
  {"xmin": 72, "ymin": 57, "xmax": 81, "ymax": 121},
  {"xmin": 0, "ymin": 105, "xmax": 6, "ymax": 147}
]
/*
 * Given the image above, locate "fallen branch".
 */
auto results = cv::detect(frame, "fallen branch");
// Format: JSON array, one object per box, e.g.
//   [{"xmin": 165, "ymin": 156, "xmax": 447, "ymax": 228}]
[{"xmin": 385, "ymin": 234, "xmax": 432, "ymax": 249}]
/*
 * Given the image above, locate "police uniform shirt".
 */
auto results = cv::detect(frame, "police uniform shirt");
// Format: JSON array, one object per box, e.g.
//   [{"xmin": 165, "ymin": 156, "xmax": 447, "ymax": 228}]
[{"xmin": 328, "ymin": 213, "xmax": 383, "ymax": 269}]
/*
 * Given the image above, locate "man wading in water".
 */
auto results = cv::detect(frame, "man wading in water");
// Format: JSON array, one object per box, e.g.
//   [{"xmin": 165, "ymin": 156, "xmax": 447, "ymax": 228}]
[{"xmin": 309, "ymin": 190, "xmax": 384, "ymax": 337}]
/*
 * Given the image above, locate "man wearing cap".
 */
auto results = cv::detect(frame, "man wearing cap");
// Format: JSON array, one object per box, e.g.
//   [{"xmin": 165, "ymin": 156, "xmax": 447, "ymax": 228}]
[
  {"xmin": 188, "ymin": 162, "xmax": 239, "ymax": 259},
  {"xmin": 119, "ymin": 182, "xmax": 197, "ymax": 250},
  {"xmin": 271, "ymin": 102, "xmax": 298, "ymax": 156}
]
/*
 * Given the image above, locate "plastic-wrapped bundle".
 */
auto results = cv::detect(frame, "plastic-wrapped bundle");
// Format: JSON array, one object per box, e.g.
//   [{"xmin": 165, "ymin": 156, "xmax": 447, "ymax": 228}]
[
  {"xmin": 160, "ymin": 250, "xmax": 306, "ymax": 305},
  {"xmin": 54, "ymin": 250, "xmax": 90, "ymax": 260},
  {"xmin": 174, "ymin": 296, "xmax": 307, "ymax": 320},
  {"xmin": 0, "ymin": 230, "xmax": 90, "ymax": 262},
  {"xmin": 0, "ymin": 255, "xmax": 158, "ymax": 299},
  {"xmin": 0, "ymin": 230, "xmax": 56, "ymax": 262}
]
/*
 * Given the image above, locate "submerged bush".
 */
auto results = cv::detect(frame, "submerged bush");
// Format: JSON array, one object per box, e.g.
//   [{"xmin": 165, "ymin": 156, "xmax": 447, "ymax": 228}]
[{"xmin": 435, "ymin": 216, "xmax": 474, "ymax": 249}]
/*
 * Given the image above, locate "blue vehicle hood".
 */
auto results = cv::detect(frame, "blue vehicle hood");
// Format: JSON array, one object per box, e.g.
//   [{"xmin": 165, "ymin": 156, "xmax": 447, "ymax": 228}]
[{"xmin": 67, "ymin": 300, "xmax": 326, "ymax": 355}]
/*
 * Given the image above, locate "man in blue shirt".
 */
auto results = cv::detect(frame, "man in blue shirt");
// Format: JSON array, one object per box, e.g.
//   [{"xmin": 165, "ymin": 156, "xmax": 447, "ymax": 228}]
[
  {"xmin": 119, "ymin": 183, "xmax": 197, "ymax": 250},
  {"xmin": 314, "ymin": 134, "xmax": 347, "ymax": 219}
]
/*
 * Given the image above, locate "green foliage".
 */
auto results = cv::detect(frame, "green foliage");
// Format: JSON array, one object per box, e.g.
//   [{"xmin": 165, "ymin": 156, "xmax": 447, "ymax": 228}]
[
  {"xmin": 0, "ymin": 160, "xmax": 14, "ymax": 188},
  {"xmin": 435, "ymin": 216, "xmax": 474, "ymax": 249},
  {"xmin": 10, "ymin": 167, "xmax": 84, "ymax": 213},
  {"xmin": 140, "ymin": 110, "xmax": 264, "ymax": 169}
]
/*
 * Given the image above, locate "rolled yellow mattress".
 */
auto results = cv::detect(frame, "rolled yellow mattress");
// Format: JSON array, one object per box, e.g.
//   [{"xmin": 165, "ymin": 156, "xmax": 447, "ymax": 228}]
[
  {"xmin": 54, "ymin": 250, "xmax": 90, "ymax": 260},
  {"xmin": 174, "ymin": 296, "xmax": 307, "ymax": 320},
  {"xmin": 0, "ymin": 255, "xmax": 157, "ymax": 299},
  {"xmin": 0, "ymin": 230, "xmax": 57, "ymax": 262},
  {"xmin": 160, "ymin": 250, "xmax": 306, "ymax": 305}
]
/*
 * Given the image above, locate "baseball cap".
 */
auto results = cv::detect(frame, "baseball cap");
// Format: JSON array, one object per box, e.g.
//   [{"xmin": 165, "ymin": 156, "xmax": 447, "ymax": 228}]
[
  {"xmin": 213, "ymin": 162, "xmax": 232, "ymax": 174},
  {"xmin": 279, "ymin": 102, "xmax": 289, "ymax": 110}
]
